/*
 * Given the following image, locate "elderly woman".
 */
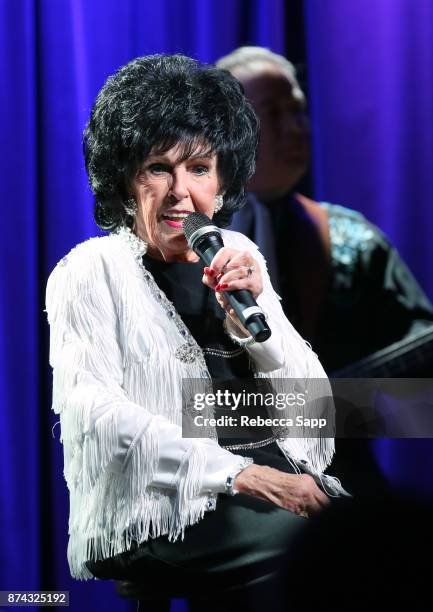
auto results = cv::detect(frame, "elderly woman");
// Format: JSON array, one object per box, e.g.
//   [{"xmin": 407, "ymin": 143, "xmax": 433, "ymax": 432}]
[{"xmin": 46, "ymin": 55, "xmax": 347, "ymax": 609}]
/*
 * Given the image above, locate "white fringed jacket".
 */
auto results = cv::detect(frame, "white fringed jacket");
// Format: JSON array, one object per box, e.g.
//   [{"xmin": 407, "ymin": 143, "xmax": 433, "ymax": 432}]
[{"xmin": 46, "ymin": 226, "xmax": 343, "ymax": 580}]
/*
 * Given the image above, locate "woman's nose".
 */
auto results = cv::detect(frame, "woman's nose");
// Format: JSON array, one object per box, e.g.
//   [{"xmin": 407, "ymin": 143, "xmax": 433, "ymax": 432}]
[{"xmin": 169, "ymin": 168, "xmax": 190, "ymax": 200}]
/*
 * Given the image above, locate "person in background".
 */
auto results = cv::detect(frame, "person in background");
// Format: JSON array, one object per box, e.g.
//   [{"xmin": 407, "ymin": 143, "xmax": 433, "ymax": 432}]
[
  {"xmin": 216, "ymin": 46, "xmax": 433, "ymax": 375},
  {"xmin": 216, "ymin": 47, "xmax": 433, "ymax": 498}
]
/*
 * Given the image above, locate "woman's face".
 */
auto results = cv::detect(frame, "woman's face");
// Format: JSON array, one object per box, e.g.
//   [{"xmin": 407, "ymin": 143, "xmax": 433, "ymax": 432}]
[{"xmin": 131, "ymin": 143, "xmax": 220, "ymax": 262}]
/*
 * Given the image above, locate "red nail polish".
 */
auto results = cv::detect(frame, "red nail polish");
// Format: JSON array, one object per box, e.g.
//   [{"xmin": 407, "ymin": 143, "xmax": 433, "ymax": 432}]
[
  {"xmin": 219, "ymin": 283, "xmax": 228, "ymax": 290},
  {"xmin": 216, "ymin": 273, "xmax": 223, "ymax": 281},
  {"xmin": 215, "ymin": 284, "xmax": 221, "ymax": 291},
  {"xmin": 204, "ymin": 267, "xmax": 214, "ymax": 276}
]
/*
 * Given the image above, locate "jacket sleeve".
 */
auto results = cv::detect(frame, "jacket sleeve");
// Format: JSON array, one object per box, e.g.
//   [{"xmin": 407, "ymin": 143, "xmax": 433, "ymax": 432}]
[
  {"xmin": 223, "ymin": 235, "xmax": 328, "ymax": 379},
  {"xmin": 223, "ymin": 234, "xmax": 337, "ymax": 479},
  {"xmin": 46, "ymin": 250, "xmax": 252, "ymax": 505}
]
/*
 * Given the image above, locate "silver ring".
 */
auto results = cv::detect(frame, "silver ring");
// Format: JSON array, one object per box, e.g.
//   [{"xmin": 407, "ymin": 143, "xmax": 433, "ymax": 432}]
[{"xmin": 246, "ymin": 265, "xmax": 255, "ymax": 277}]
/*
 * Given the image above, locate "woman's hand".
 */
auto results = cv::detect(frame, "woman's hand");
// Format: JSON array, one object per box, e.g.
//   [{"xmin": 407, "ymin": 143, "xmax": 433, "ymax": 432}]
[
  {"xmin": 234, "ymin": 464, "xmax": 331, "ymax": 517},
  {"xmin": 202, "ymin": 247, "xmax": 263, "ymax": 334}
]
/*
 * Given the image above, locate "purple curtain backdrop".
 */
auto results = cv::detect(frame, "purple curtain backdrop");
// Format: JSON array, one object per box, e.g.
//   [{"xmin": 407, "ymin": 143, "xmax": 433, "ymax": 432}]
[
  {"xmin": 304, "ymin": 0, "xmax": 433, "ymax": 301},
  {"xmin": 2, "ymin": 0, "xmax": 433, "ymax": 610},
  {"xmin": 304, "ymin": 0, "xmax": 433, "ymax": 495}
]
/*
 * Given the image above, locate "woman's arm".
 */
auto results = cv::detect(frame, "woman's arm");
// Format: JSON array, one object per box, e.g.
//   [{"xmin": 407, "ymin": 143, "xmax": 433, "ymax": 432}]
[
  {"xmin": 200, "ymin": 232, "xmax": 347, "ymax": 507},
  {"xmin": 46, "ymin": 247, "xmax": 252, "ymax": 507}
]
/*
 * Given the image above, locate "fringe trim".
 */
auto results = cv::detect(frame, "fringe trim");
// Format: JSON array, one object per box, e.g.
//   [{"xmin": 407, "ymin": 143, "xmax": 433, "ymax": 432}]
[{"xmin": 67, "ymin": 442, "xmax": 212, "ymax": 580}]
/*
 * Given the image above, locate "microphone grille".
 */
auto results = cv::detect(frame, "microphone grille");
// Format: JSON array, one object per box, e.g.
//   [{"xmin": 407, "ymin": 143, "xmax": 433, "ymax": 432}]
[{"xmin": 183, "ymin": 212, "xmax": 214, "ymax": 242}]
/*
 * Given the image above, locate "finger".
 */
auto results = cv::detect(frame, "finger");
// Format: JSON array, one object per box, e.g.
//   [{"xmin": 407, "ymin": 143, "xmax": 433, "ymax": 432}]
[
  {"xmin": 209, "ymin": 247, "xmax": 254, "ymax": 272},
  {"xmin": 313, "ymin": 490, "xmax": 332, "ymax": 510},
  {"xmin": 209, "ymin": 247, "xmax": 237, "ymax": 276},
  {"xmin": 319, "ymin": 494, "xmax": 332, "ymax": 509},
  {"xmin": 202, "ymin": 267, "xmax": 218, "ymax": 289},
  {"xmin": 315, "ymin": 485, "xmax": 332, "ymax": 505},
  {"xmin": 221, "ymin": 257, "xmax": 256, "ymax": 280},
  {"xmin": 204, "ymin": 266, "xmax": 217, "ymax": 279},
  {"xmin": 214, "ymin": 290, "xmax": 229, "ymax": 310},
  {"xmin": 202, "ymin": 274, "xmax": 213, "ymax": 289},
  {"xmin": 224, "ymin": 250, "xmax": 255, "ymax": 271},
  {"xmin": 215, "ymin": 275, "xmax": 262, "ymax": 299},
  {"xmin": 217, "ymin": 265, "xmax": 256, "ymax": 285}
]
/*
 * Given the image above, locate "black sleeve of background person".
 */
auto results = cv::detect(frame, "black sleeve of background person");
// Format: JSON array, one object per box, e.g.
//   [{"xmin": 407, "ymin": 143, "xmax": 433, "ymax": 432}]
[
  {"xmin": 312, "ymin": 221, "xmax": 433, "ymax": 373},
  {"xmin": 363, "ymin": 234, "xmax": 433, "ymax": 347}
]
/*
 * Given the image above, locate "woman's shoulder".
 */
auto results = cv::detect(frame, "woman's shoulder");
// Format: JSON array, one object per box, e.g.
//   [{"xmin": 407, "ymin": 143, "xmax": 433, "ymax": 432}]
[
  {"xmin": 50, "ymin": 231, "xmax": 140, "ymax": 275},
  {"xmin": 46, "ymin": 232, "xmax": 139, "ymax": 301},
  {"xmin": 49, "ymin": 235, "xmax": 108, "ymax": 279}
]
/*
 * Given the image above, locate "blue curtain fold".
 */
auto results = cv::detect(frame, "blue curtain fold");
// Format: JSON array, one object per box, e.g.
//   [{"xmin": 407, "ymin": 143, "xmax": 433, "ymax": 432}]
[
  {"xmin": 0, "ymin": 0, "xmax": 285, "ymax": 609},
  {"xmin": 1, "ymin": 0, "xmax": 40, "ymax": 591}
]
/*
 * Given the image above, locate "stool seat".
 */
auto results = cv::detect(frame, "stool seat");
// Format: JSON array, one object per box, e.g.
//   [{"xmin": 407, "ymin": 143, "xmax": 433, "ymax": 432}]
[
  {"xmin": 115, "ymin": 578, "xmax": 189, "ymax": 600},
  {"xmin": 115, "ymin": 580, "xmax": 172, "ymax": 612}
]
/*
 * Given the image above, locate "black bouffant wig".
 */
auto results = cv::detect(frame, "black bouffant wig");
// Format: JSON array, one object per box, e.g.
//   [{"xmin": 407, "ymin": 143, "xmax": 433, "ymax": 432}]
[{"xmin": 83, "ymin": 54, "xmax": 259, "ymax": 230}]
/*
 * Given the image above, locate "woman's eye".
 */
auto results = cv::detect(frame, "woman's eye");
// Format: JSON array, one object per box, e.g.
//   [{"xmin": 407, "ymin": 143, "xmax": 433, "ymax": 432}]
[
  {"xmin": 191, "ymin": 165, "xmax": 209, "ymax": 175},
  {"xmin": 148, "ymin": 163, "xmax": 170, "ymax": 175}
]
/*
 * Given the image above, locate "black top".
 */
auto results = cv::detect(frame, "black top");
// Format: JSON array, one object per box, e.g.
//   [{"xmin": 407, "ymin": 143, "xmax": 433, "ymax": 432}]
[
  {"xmin": 143, "ymin": 254, "xmax": 252, "ymax": 379},
  {"xmin": 142, "ymin": 255, "xmax": 274, "ymax": 444}
]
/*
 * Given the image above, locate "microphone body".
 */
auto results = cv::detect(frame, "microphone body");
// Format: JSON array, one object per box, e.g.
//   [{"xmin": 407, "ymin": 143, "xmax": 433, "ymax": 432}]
[{"xmin": 183, "ymin": 215, "xmax": 271, "ymax": 342}]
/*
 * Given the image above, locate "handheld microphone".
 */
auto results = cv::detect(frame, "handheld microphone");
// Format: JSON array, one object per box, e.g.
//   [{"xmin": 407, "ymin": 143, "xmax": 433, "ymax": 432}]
[{"xmin": 183, "ymin": 212, "xmax": 271, "ymax": 342}]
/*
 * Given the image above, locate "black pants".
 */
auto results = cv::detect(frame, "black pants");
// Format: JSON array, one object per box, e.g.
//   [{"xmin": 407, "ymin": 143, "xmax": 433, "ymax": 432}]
[{"xmin": 87, "ymin": 444, "xmax": 319, "ymax": 611}]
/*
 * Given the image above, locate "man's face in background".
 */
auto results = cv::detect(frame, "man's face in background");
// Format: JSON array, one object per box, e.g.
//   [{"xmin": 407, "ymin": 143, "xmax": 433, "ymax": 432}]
[{"xmin": 235, "ymin": 62, "xmax": 310, "ymax": 198}]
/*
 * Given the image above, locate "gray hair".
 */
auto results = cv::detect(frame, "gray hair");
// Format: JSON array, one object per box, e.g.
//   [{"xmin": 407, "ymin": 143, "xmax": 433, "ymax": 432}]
[{"xmin": 216, "ymin": 46, "xmax": 305, "ymax": 102}]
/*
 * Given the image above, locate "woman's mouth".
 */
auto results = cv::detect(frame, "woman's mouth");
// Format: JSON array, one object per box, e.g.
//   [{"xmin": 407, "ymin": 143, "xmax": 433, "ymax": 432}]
[{"xmin": 161, "ymin": 212, "xmax": 190, "ymax": 229}]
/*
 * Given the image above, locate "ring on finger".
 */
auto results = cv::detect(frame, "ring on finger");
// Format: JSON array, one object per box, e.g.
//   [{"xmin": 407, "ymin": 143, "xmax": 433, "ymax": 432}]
[
  {"xmin": 246, "ymin": 264, "xmax": 255, "ymax": 277},
  {"xmin": 298, "ymin": 510, "xmax": 310, "ymax": 519}
]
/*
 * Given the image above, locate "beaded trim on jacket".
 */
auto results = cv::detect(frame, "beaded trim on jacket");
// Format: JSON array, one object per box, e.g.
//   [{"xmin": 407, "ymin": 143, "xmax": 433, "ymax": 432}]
[{"xmin": 114, "ymin": 226, "xmax": 208, "ymax": 370}]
